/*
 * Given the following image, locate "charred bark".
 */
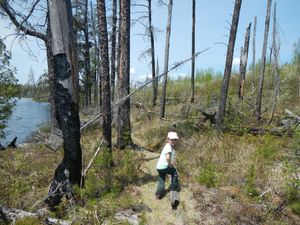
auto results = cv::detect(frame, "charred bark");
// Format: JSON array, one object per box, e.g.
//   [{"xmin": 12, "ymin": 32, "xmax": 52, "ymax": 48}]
[
  {"xmin": 97, "ymin": 0, "xmax": 112, "ymax": 149},
  {"xmin": 111, "ymin": 0, "xmax": 117, "ymax": 102},
  {"xmin": 148, "ymin": 0, "xmax": 157, "ymax": 107},
  {"xmin": 46, "ymin": 0, "xmax": 82, "ymax": 209},
  {"xmin": 116, "ymin": 0, "xmax": 133, "ymax": 148},
  {"xmin": 216, "ymin": 0, "xmax": 242, "ymax": 131}
]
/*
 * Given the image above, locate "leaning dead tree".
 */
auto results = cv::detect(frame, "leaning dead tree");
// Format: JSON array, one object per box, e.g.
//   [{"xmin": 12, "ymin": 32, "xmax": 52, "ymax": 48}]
[
  {"xmin": 238, "ymin": 23, "xmax": 251, "ymax": 100},
  {"xmin": 45, "ymin": 0, "xmax": 82, "ymax": 209},
  {"xmin": 255, "ymin": 0, "xmax": 272, "ymax": 120},
  {"xmin": 216, "ymin": 0, "xmax": 242, "ymax": 131},
  {"xmin": 160, "ymin": 0, "xmax": 173, "ymax": 119}
]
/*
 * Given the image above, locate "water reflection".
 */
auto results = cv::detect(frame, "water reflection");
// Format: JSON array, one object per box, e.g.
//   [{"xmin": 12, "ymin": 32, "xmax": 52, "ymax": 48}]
[{"xmin": 0, "ymin": 98, "xmax": 50, "ymax": 147}]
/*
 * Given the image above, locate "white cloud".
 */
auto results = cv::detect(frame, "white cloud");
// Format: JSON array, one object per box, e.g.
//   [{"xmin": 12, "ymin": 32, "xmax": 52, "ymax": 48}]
[
  {"xmin": 232, "ymin": 57, "xmax": 240, "ymax": 66},
  {"xmin": 130, "ymin": 67, "xmax": 136, "ymax": 75}
]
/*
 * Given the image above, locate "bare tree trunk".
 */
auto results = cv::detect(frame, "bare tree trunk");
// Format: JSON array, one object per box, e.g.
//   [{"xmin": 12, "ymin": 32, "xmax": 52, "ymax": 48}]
[
  {"xmin": 111, "ymin": 0, "xmax": 117, "ymax": 102},
  {"xmin": 97, "ymin": 0, "xmax": 112, "ymax": 149},
  {"xmin": 255, "ymin": 0, "xmax": 272, "ymax": 120},
  {"xmin": 45, "ymin": 18, "xmax": 57, "ymax": 133},
  {"xmin": 46, "ymin": 0, "xmax": 82, "ymax": 209},
  {"xmin": 160, "ymin": 0, "xmax": 173, "ymax": 119},
  {"xmin": 269, "ymin": 2, "xmax": 279, "ymax": 125},
  {"xmin": 90, "ymin": 2, "xmax": 99, "ymax": 106},
  {"xmin": 216, "ymin": 0, "xmax": 242, "ymax": 131},
  {"xmin": 148, "ymin": 0, "xmax": 157, "ymax": 107},
  {"xmin": 83, "ymin": 0, "xmax": 91, "ymax": 108},
  {"xmin": 191, "ymin": 0, "xmax": 196, "ymax": 103},
  {"xmin": 238, "ymin": 23, "xmax": 251, "ymax": 100},
  {"xmin": 116, "ymin": 0, "xmax": 133, "ymax": 148},
  {"xmin": 251, "ymin": 16, "xmax": 257, "ymax": 97}
]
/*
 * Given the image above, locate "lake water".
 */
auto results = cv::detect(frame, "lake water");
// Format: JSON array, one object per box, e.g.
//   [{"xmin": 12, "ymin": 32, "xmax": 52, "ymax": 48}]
[{"xmin": 0, "ymin": 98, "xmax": 50, "ymax": 147}]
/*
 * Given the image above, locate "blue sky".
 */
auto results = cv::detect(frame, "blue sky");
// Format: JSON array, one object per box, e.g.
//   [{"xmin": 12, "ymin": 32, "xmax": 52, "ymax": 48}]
[{"xmin": 1, "ymin": 0, "xmax": 300, "ymax": 84}]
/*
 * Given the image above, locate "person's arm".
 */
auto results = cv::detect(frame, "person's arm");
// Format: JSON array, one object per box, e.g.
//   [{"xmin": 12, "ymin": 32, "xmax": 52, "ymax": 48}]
[{"xmin": 166, "ymin": 152, "xmax": 173, "ymax": 167}]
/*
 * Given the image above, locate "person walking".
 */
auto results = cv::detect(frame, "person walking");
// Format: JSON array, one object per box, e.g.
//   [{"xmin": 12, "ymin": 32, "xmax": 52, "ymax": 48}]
[{"xmin": 155, "ymin": 131, "xmax": 180, "ymax": 208}]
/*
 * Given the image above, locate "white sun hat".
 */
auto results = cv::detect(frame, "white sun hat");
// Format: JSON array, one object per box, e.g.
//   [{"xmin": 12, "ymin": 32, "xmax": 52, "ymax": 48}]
[{"xmin": 167, "ymin": 132, "xmax": 179, "ymax": 140}]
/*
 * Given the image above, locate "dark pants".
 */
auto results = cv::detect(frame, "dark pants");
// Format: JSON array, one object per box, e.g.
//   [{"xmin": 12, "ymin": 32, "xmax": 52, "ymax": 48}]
[{"xmin": 156, "ymin": 166, "xmax": 179, "ymax": 197}]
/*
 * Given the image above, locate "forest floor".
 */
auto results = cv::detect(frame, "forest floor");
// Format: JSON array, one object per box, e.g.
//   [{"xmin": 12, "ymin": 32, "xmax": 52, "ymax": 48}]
[{"xmin": 126, "ymin": 149, "xmax": 300, "ymax": 225}]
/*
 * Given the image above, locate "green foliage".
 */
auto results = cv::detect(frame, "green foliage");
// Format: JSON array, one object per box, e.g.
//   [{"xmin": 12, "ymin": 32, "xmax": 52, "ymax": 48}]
[
  {"xmin": 197, "ymin": 160, "xmax": 217, "ymax": 188},
  {"xmin": 82, "ymin": 149, "xmax": 141, "ymax": 199},
  {"xmin": 0, "ymin": 38, "xmax": 18, "ymax": 137},
  {"xmin": 244, "ymin": 165, "xmax": 259, "ymax": 197}
]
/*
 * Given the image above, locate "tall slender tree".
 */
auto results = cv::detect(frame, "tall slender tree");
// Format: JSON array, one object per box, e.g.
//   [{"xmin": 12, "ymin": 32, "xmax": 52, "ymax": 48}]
[
  {"xmin": 251, "ymin": 16, "xmax": 257, "ymax": 96},
  {"xmin": 269, "ymin": 2, "xmax": 279, "ymax": 125},
  {"xmin": 83, "ymin": 0, "xmax": 91, "ymax": 108},
  {"xmin": 255, "ymin": 0, "xmax": 272, "ymax": 120},
  {"xmin": 111, "ymin": 0, "xmax": 117, "ymax": 102},
  {"xmin": 216, "ymin": 0, "xmax": 242, "ymax": 131},
  {"xmin": 191, "ymin": 0, "xmax": 196, "ymax": 103},
  {"xmin": 46, "ymin": 0, "xmax": 82, "ymax": 208},
  {"xmin": 160, "ymin": 0, "xmax": 173, "ymax": 119},
  {"xmin": 90, "ymin": 1, "xmax": 99, "ymax": 106},
  {"xmin": 116, "ymin": 0, "xmax": 133, "ymax": 148},
  {"xmin": 97, "ymin": 0, "xmax": 112, "ymax": 149},
  {"xmin": 238, "ymin": 23, "xmax": 251, "ymax": 100},
  {"xmin": 148, "ymin": 0, "xmax": 157, "ymax": 107}
]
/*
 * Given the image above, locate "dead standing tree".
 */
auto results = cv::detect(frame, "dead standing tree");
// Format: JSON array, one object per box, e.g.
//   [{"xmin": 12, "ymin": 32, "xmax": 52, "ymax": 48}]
[
  {"xmin": 255, "ymin": 0, "xmax": 272, "ymax": 120},
  {"xmin": 110, "ymin": 0, "xmax": 117, "ymax": 102},
  {"xmin": 251, "ymin": 16, "xmax": 257, "ymax": 97},
  {"xmin": 191, "ymin": 0, "xmax": 196, "ymax": 103},
  {"xmin": 160, "ymin": 0, "xmax": 173, "ymax": 119},
  {"xmin": 45, "ymin": 0, "xmax": 82, "ymax": 208},
  {"xmin": 116, "ymin": 0, "xmax": 134, "ymax": 148},
  {"xmin": 216, "ymin": 0, "xmax": 242, "ymax": 131},
  {"xmin": 238, "ymin": 23, "xmax": 251, "ymax": 100},
  {"xmin": 268, "ymin": 2, "xmax": 280, "ymax": 125}
]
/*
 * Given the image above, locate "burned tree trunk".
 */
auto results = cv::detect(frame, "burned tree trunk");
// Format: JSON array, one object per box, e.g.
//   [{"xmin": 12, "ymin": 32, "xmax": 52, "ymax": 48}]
[
  {"xmin": 251, "ymin": 16, "xmax": 257, "ymax": 97},
  {"xmin": 216, "ymin": 0, "xmax": 242, "ymax": 131},
  {"xmin": 148, "ymin": 0, "xmax": 157, "ymax": 107},
  {"xmin": 111, "ymin": 0, "xmax": 117, "ymax": 102},
  {"xmin": 255, "ymin": 0, "xmax": 272, "ymax": 120},
  {"xmin": 269, "ymin": 2, "xmax": 280, "ymax": 125},
  {"xmin": 160, "ymin": 0, "xmax": 173, "ymax": 119},
  {"xmin": 90, "ymin": 1, "xmax": 99, "ymax": 106},
  {"xmin": 46, "ymin": 0, "xmax": 82, "ymax": 209},
  {"xmin": 97, "ymin": 0, "xmax": 112, "ymax": 149},
  {"xmin": 238, "ymin": 23, "xmax": 251, "ymax": 100},
  {"xmin": 116, "ymin": 0, "xmax": 133, "ymax": 148},
  {"xmin": 191, "ymin": 0, "xmax": 196, "ymax": 103},
  {"xmin": 83, "ymin": 0, "xmax": 91, "ymax": 108}
]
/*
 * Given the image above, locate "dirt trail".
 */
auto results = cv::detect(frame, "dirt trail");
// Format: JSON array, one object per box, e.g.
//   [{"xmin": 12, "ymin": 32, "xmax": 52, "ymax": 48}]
[{"xmin": 137, "ymin": 151, "xmax": 199, "ymax": 225}]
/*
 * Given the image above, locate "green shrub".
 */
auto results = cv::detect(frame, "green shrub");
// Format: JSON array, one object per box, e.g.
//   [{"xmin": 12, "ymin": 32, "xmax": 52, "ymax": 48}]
[
  {"xmin": 197, "ymin": 160, "xmax": 217, "ymax": 188},
  {"xmin": 244, "ymin": 165, "xmax": 259, "ymax": 197}
]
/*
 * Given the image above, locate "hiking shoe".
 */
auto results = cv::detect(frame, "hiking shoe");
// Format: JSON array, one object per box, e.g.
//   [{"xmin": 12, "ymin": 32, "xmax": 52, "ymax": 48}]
[{"xmin": 155, "ymin": 194, "xmax": 163, "ymax": 200}]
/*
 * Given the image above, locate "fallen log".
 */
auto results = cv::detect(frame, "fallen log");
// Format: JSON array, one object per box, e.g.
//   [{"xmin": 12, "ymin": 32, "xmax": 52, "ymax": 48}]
[{"xmin": 0, "ymin": 205, "xmax": 72, "ymax": 225}]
